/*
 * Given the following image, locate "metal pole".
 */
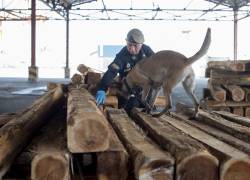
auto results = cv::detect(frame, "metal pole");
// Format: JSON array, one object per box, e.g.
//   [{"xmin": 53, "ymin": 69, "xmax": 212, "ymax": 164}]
[
  {"xmin": 233, "ymin": 9, "xmax": 238, "ymax": 61},
  {"xmin": 31, "ymin": 0, "xmax": 36, "ymax": 67},
  {"xmin": 29, "ymin": 0, "xmax": 38, "ymax": 81},
  {"xmin": 65, "ymin": 9, "xmax": 70, "ymax": 78}
]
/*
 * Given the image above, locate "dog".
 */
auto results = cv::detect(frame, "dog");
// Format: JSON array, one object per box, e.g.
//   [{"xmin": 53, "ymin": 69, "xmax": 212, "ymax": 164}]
[{"xmin": 121, "ymin": 28, "xmax": 211, "ymax": 117}]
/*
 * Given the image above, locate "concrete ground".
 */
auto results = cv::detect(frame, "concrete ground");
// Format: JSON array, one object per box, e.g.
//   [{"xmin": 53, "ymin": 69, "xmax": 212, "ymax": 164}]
[
  {"xmin": 0, "ymin": 77, "xmax": 207, "ymax": 113},
  {"xmin": 0, "ymin": 77, "xmax": 70, "ymax": 113}
]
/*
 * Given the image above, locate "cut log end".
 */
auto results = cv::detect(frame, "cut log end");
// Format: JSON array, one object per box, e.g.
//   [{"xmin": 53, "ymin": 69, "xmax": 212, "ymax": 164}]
[
  {"xmin": 68, "ymin": 118, "xmax": 110, "ymax": 152},
  {"xmin": 139, "ymin": 159, "xmax": 173, "ymax": 180},
  {"xmin": 32, "ymin": 153, "xmax": 69, "ymax": 180},
  {"xmin": 221, "ymin": 158, "xmax": 250, "ymax": 180},
  {"xmin": 177, "ymin": 152, "xmax": 219, "ymax": 180}
]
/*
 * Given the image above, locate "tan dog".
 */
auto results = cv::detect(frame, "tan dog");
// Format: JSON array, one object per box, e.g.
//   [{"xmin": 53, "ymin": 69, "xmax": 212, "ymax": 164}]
[{"xmin": 122, "ymin": 28, "xmax": 211, "ymax": 117}]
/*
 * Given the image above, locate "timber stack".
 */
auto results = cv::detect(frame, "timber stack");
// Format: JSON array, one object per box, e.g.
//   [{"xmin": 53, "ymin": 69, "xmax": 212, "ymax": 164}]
[
  {"xmin": 203, "ymin": 60, "xmax": 250, "ymax": 117},
  {"xmin": 0, "ymin": 63, "xmax": 250, "ymax": 179}
]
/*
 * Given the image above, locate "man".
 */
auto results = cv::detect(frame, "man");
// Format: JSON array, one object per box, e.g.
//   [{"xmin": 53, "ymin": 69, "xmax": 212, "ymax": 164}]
[{"xmin": 95, "ymin": 28, "xmax": 154, "ymax": 114}]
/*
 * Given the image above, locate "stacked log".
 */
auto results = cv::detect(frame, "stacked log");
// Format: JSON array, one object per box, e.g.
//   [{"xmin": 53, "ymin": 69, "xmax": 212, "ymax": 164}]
[
  {"xmin": 131, "ymin": 108, "xmax": 219, "ymax": 180},
  {"xmin": 106, "ymin": 108, "xmax": 174, "ymax": 179},
  {"xmin": 204, "ymin": 60, "xmax": 250, "ymax": 117},
  {"xmin": 0, "ymin": 85, "xmax": 65, "ymax": 178},
  {"xmin": 174, "ymin": 103, "xmax": 250, "ymax": 180}
]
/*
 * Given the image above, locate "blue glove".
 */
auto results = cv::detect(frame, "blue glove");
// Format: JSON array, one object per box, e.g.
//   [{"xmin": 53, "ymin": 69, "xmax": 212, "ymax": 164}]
[{"xmin": 96, "ymin": 90, "xmax": 106, "ymax": 105}]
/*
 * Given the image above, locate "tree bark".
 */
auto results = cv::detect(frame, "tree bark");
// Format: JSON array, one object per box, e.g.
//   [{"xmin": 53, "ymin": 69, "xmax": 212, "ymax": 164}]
[
  {"xmin": 107, "ymin": 108, "xmax": 174, "ymax": 180},
  {"xmin": 0, "ymin": 85, "xmax": 65, "ymax": 178},
  {"xmin": 67, "ymin": 87, "xmax": 110, "ymax": 153},
  {"xmin": 131, "ymin": 109, "xmax": 218, "ymax": 180}
]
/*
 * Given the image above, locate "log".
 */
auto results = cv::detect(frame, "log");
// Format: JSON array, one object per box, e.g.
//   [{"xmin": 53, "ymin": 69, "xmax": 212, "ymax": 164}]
[
  {"xmin": 172, "ymin": 111, "xmax": 250, "ymax": 155},
  {"xmin": 71, "ymin": 73, "xmax": 83, "ymax": 85},
  {"xmin": 86, "ymin": 72, "xmax": 101, "ymax": 85},
  {"xmin": 104, "ymin": 96, "xmax": 166, "ymax": 109},
  {"xmin": 221, "ymin": 159, "xmax": 250, "ymax": 180},
  {"xmin": 97, "ymin": 111, "xmax": 128, "ymax": 180},
  {"xmin": 245, "ymin": 107, "xmax": 250, "ymax": 117},
  {"xmin": 196, "ymin": 109, "xmax": 250, "ymax": 143},
  {"xmin": 77, "ymin": 64, "xmax": 90, "ymax": 75},
  {"xmin": 207, "ymin": 60, "xmax": 250, "ymax": 72},
  {"xmin": 31, "ymin": 108, "xmax": 70, "ymax": 180},
  {"xmin": 131, "ymin": 108, "xmax": 218, "ymax": 180},
  {"xmin": 201, "ymin": 99, "xmax": 250, "ymax": 108},
  {"xmin": 232, "ymin": 107, "xmax": 244, "ymax": 116},
  {"xmin": 47, "ymin": 82, "xmax": 58, "ymax": 91},
  {"xmin": 0, "ymin": 85, "xmax": 65, "ymax": 178},
  {"xmin": 223, "ymin": 84, "xmax": 245, "ymax": 102},
  {"xmin": 0, "ymin": 113, "xmax": 16, "ymax": 127},
  {"xmin": 213, "ymin": 110, "xmax": 250, "ymax": 127},
  {"xmin": 163, "ymin": 112, "xmax": 250, "ymax": 180},
  {"xmin": 107, "ymin": 108, "xmax": 174, "ymax": 180},
  {"xmin": 105, "ymin": 96, "xmax": 118, "ymax": 108},
  {"xmin": 244, "ymin": 88, "xmax": 250, "ymax": 102},
  {"xmin": 207, "ymin": 79, "xmax": 226, "ymax": 102},
  {"xmin": 67, "ymin": 87, "xmax": 110, "ymax": 153},
  {"xmin": 210, "ymin": 69, "xmax": 250, "ymax": 85}
]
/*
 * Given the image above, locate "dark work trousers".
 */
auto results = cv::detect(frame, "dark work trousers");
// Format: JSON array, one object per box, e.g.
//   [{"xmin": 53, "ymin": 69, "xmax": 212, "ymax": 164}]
[{"xmin": 117, "ymin": 90, "xmax": 145, "ymax": 116}]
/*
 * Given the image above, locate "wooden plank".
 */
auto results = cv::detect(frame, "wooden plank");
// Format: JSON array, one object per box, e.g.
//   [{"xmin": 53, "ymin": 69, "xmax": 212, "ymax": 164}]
[
  {"xmin": 172, "ymin": 112, "xmax": 250, "ymax": 155},
  {"xmin": 162, "ymin": 113, "xmax": 250, "ymax": 180},
  {"xmin": 131, "ymin": 109, "xmax": 218, "ymax": 180},
  {"xmin": 97, "ymin": 113, "xmax": 128, "ymax": 180},
  {"xmin": 223, "ymin": 84, "xmax": 245, "ymax": 102},
  {"xmin": 207, "ymin": 79, "xmax": 226, "ymax": 102},
  {"xmin": 67, "ymin": 87, "xmax": 110, "ymax": 153},
  {"xmin": 196, "ymin": 109, "xmax": 250, "ymax": 143},
  {"xmin": 107, "ymin": 108, "xmax": 174, "ymax": 180},
  {"xmin": 207, "ymin": 60, "xmax": 250, "ymax": 72},
  {"xmin": 213, "ymin": 110, "xmax": 250, "ymax": 127},
  {"xmin": 0, "ymin": 85, "xmax": 65, "ymax": 178}
]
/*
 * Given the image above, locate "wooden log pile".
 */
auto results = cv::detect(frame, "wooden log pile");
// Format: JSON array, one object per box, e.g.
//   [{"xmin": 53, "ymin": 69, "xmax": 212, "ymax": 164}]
[
  {"xmin": 0, "ymin": 63, "xmax": 250, "ymax": 179},
  {"xmin": 203, "ymin": 60, "xmax": 250, "ymax": 117}
]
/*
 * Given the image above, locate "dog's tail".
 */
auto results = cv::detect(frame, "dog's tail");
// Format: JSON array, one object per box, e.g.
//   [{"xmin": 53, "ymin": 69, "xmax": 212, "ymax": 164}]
[{"xmin": 186, "ymin": 28, "xmax": 211, "ymax": 66}]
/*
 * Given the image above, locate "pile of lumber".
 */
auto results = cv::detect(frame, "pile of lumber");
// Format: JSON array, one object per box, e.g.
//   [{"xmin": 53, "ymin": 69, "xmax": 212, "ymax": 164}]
[
  {"xmin": 0, "ymin": 82, "xmax": 250, "ymax": 179},
  {"xmin": 203, "ymin": 60, "xmax": 250, "ymax": 117},
  {"xmin": 72, "ymin": 64, "xmax": 119, "ymax": 108}
]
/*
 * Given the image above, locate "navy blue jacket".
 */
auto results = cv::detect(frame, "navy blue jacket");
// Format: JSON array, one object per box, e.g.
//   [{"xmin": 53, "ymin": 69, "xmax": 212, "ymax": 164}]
[{"xmin": 98, "ymin": 44, "xmax": 154, "ymax": 91}]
